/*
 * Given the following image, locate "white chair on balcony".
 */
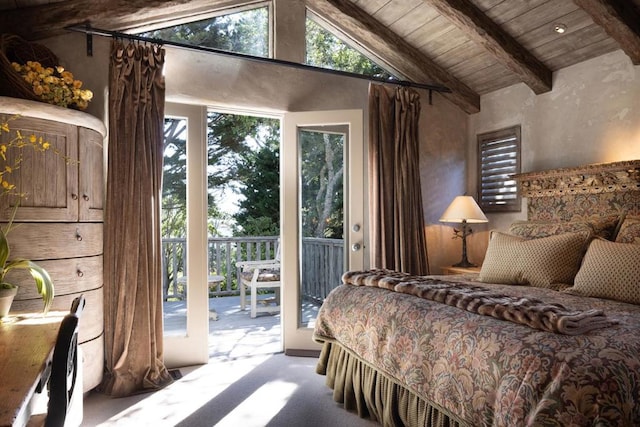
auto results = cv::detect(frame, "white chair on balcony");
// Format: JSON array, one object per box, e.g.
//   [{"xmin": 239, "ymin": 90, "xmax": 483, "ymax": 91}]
[{"xmin": 236, "ymin": 243, "xmax": 281, "ymax": 318}]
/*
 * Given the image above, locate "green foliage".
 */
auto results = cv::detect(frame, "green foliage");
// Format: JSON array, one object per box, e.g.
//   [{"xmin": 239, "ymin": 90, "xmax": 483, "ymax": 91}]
[
  {"xmin": 235, "ymin": 216, "xmax": 279, "ymax": 237},
  {"xmin": 305, "ymin": 18, "xmax": 394, "ymax": 79},
  {"xmin": 233, "ymin": 118, "xmax": 280, "ymax": 235},
  {"xmin": 300, "ymin": 130, "xmax": 344, "ymax": 239},
  {"xmin": 139, "ymin": 7, "xmax": 269, "ymax": 57},
  {"xmin": 161, "ymin": 118, "xmax": 187, "ymax": 238}
]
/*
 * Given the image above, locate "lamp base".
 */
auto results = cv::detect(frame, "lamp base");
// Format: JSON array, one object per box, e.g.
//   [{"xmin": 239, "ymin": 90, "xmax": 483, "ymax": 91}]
[{"xmin": 453, "ymin": 260, "xmax": 477, "ymax": 268}]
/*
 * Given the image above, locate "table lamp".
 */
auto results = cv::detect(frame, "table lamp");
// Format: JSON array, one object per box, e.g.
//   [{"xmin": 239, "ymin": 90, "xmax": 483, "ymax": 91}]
[{"xmin": 439, "ymin": 196, "xmax": 488, "ymax": 268}]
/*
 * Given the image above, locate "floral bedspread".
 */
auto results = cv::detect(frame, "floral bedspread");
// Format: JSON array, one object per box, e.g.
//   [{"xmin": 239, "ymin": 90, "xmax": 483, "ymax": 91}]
[{"xmin": 313, "ymin": 274, "xmax": 640, "ymax": 426}]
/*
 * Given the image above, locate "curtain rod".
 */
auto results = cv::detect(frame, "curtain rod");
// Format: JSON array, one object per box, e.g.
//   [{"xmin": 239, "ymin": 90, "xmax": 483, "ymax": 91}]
[{"xmin": 65, "ymin": 24, "xmax": 451, "ymax": 96}]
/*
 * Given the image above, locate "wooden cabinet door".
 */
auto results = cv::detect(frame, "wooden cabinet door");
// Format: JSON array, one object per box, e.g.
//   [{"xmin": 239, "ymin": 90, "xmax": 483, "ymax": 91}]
[
  {"xmin": 78, "ymin": 127, "xmax": 104, "ymax": 222},
  {"xmin": 0, "ymin": 115, "xmax": 79, "ymax": 222}
]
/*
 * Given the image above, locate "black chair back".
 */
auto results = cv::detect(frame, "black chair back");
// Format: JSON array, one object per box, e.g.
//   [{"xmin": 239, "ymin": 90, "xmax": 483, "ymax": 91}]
[{"xmin": 44, "ymin": 295, "xmax": 85, "ymax": 427}]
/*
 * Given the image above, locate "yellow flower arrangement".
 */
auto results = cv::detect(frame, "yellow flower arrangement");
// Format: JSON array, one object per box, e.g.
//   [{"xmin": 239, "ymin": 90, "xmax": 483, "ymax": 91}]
[{"xmin": 11, "ymin": 61, "xmax": 93, "ymax": 110}]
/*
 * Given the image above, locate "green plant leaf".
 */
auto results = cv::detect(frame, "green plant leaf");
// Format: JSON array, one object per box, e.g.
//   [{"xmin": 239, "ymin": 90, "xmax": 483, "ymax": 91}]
[
  {"xmin": 0, "ymin": 229, "xmax": 9, "ymax": 271},
  {"xmin": 4, "ymin": 259, "xmax": 54, "ymax": 314}
]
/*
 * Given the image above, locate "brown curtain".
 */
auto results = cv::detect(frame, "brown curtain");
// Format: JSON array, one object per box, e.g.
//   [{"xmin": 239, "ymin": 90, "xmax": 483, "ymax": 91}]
[
  {"xmin": 369, "ymin": 84, "xmax": 429, "ymax": 275},
  {"xmin": 102, "ymin": 40, "xmax": 172, "ymax": 397}
]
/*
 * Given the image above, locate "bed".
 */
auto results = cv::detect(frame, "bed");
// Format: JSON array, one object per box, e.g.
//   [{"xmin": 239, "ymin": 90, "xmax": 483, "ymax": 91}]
[{"xmin": 313, "ymin": 160, "xmax": 640, "ymax": 427}]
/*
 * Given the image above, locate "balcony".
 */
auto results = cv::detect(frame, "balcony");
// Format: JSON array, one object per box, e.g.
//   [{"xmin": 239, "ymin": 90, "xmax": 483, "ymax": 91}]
[{"xmin": 162, "ymin": 236, "xmax": 344, "ymax": 341}]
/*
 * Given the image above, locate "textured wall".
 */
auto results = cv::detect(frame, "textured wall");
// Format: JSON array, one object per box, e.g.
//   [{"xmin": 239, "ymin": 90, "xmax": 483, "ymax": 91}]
[
  {"xmin": 468, "ymin": 49, "xmax": 640, "ymax": 259},
  {"xmin": 420, "ymin": 92, "xmax": 473, "ymax": 272}
]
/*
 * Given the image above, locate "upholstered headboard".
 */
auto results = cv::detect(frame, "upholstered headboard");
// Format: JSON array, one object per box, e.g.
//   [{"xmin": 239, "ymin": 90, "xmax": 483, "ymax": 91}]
[{"xmin": 513, "ymin": 160, "xmax": 640, "ymax": 221}]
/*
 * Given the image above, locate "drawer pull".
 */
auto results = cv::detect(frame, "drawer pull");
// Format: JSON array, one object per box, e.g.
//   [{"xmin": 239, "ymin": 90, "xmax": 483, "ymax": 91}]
[
  {"xmin": 75, "ymin": 230, "xmax": 83, "ymax": 241},
  {"xmin": 77, "ymin": 270, "xmax": 84, "ymax": 278}
]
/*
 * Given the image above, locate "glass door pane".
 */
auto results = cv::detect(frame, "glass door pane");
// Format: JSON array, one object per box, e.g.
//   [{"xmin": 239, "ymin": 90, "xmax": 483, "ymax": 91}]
[
  {"xmin": 162, "ymin": 117, "xmax": 188, "ymax": 335},
  {"xmin": 298, "ymin": 127, "xmax": 346, "ymax": 328}
]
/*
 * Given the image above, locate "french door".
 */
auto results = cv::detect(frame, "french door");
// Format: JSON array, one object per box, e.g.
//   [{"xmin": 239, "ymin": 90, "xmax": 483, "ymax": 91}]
[
  {"xmin": 282, "ymin": 110, "xmax": 365, "ymax": 352},
  {"xmin": 161, "ymin": 106, "xmax": 366, "ymax": 363},
  {"xmin": 163, "ymin": 103, "xmax": 209, "ymax": 367}
]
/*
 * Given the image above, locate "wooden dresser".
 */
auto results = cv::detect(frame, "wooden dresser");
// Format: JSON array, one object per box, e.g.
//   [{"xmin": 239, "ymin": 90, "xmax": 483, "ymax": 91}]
[{"xmin": 0, "ymin": 96, "xmax": 105, "ymax": 393}]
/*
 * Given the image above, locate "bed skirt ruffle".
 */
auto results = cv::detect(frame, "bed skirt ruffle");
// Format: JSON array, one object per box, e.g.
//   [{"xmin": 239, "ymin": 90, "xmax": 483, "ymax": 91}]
[{"xmin": 316, "ymin": 341, "xmax": 467, "ymax": 427}]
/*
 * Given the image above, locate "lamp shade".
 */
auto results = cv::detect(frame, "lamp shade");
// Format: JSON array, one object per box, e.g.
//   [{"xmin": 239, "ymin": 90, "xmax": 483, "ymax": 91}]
[{"xmin": 439, "ymin": 196, "xmax": 488, "ymax": 224}]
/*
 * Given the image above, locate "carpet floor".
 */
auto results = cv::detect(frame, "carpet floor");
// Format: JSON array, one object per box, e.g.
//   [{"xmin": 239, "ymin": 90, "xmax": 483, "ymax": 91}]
[{"xmin": 82, "ymin": 353, "xmax": 379, "ymax": 427}]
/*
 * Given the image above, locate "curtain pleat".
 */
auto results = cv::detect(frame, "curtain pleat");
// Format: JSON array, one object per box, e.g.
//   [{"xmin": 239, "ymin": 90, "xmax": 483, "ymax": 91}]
[
  {"xmin": 102, "ymin": 40, "xmax": 172, "ymax": 397},
  {"xmin": 368, "ymin": 84, "xmax": 430, "ymax": 275}
]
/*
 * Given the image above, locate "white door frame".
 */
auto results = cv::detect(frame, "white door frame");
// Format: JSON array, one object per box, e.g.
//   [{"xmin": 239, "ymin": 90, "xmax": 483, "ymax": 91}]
[
  {"xmin": 282, "ymin": 109, "xmax": 365, "ymax": 352},
  {"xmin": 163, "ymin": 103, "xmax": 210, "ymax": 367}
]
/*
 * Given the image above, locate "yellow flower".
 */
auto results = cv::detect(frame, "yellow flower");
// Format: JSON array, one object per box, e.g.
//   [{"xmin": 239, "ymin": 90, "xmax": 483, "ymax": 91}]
[
  {"xmin": 0, "ymin": 118, "xmax": 57, "ymax": 196},
  {"xmin": 12, "ymin": 61, "xmax": 92, "ymax": 110}
]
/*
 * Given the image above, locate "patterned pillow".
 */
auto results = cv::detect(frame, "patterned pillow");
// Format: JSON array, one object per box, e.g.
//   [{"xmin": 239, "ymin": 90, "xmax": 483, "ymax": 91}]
[
  {"xmin": 478, "ymin": 231, "xmax": 590, "ymax": 290},
  {"xmin": 615, "ymin": 216, "xmax": 640, "ymax": 245},
  {"xmin": 508, "ymin": 220, "xmax": 594, "ymax": 240},
  {"xmin": 566, "ymin": 239, "xmax": 640, "ymax": 304},
  {"xmin": 587, "ymin": 215, "xmax": 623, "ymax": 240},
  {"xmin": 241, "ymin": 269, "xmax": 280, "ymax": 282}
]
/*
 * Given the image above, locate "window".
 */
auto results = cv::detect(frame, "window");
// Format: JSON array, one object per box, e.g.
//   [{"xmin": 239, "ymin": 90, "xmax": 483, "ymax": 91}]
[
  {"xmin": 477, "ymin": 126, "xmax": 521, "ymax": 212},
  {"xmin": 305, "ymin": 14, "xmax": 396, "ymax": 79},
  {"xmin": 137, "ymin": 5, "xmax": 270, "ymax": 58}
]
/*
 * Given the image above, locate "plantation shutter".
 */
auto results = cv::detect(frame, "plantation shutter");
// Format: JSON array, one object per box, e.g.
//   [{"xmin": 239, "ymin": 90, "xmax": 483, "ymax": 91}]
[{"xmin": 477, "ymin": 126, "xmax": 521, "ymax": 212}]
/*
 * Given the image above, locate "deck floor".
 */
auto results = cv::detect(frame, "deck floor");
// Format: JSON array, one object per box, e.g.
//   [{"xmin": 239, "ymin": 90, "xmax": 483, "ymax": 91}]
[{"xmin": 163, "ymin": 295, "xmax": 321, "ymax": 360}]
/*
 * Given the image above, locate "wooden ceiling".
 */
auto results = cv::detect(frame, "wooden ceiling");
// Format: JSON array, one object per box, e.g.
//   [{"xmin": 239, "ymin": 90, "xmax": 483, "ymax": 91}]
[{"xmin": 1, "ymin": 0, "xmax": 639, "ymax": 113}]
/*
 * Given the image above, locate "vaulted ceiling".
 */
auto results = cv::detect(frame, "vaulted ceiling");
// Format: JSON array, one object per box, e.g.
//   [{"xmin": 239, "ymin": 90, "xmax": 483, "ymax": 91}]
[{"xmin": 1, "ymin": 0, "xmax": 639, "ymax": 114}]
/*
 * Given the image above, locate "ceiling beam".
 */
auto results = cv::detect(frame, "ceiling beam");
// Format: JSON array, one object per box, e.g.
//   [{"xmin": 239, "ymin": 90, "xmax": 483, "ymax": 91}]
[
  {"xmin": 306, "ymin": 0, "xmax": 480, "ymax": 114},
  {"xmin": 573, "ymin": 0, "xmax": 640, "ymax": 65},
  {"xmin": 0, "ymin": 0, "xmax": 255, "ymax": 40},
  {"xmin": 422, "ymin": 0, "xmax": 552, "ymax": 95}
]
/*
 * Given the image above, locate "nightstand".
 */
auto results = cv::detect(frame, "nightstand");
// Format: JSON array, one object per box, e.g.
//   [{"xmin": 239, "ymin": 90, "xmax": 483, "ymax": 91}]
[{"xmin": 441, "ymin": 265, "xmax": 481, "ymax": 277}]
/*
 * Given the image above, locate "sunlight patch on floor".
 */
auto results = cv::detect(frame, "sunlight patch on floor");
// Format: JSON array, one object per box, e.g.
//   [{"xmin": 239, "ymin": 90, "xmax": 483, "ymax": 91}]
[
  {"xmin": 214, "ymin": 380, "xmax": 298, "ymax": 427},
  {"xmin": 97, "ymin": 355, "xmax": 272, "ymax": 426}
]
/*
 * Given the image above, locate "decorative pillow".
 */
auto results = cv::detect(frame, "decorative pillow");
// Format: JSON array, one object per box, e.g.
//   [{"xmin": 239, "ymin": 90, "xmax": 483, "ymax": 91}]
[
  {"xmin": 586, "ymin": 215, "xmax": 622, "ymax": 240},
  {"xmin": 478, "ymin": 231, "xmax": 590, "ymax": 290},
  {"xmin": 508, "ymin": 215, "xmax": 620, "ymax": 241},
  {"xmin": 565, "ymin": 239, "xmax": 640, "ymax": 304},
  {"xmin": 508, "ymin": 220, "xmax": 594, "ymax": 240},
  {"xmin": 615, "ymin": 216, "xmax": 640, "ymax": 245}
]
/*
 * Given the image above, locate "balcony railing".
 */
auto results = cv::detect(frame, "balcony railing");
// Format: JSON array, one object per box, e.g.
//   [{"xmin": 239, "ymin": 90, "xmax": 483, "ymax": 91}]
[{"xmin": 162, "ymin": 236, "xmax": 344, "ymax": 303}]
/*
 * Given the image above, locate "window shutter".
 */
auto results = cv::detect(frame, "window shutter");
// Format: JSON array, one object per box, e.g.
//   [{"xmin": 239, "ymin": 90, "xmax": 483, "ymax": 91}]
[{"xmin": 477, "ymin": 126, "xmax": 521, "ymax": 212}]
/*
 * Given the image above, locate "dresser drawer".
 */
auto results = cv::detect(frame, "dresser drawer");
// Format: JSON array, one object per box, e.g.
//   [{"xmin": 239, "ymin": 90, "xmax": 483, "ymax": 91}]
[
  {"xmin": 11, "ymin": 285, "xmax": 103, "ymax": 342},
  {"xmin": 11, "ymin": 255, "xmax": 103, "ymax": 297},
  {"xmin": 2, "ymin": 222, "xmax": 102, "ymax": 259}
]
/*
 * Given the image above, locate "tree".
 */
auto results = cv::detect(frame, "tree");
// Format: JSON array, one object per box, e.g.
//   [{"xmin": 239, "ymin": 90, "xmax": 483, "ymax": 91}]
[
  {"xmin": 305, "ymin": 18, "xmax": 394, "ymax": 79},
  {"xmin": 162, "ymin": 117, "xmax": 187, "ymax": 238},
  {"xmin": 300, "ymin": 131, "xmax": 344, "ymax": 239},
  {"xmin": 233, "ymin": 118, "xmax": 280, "ymax": 236},
  {"xmin": 141, "ymin": 7, "xmax": 269, "ymax": 57}
]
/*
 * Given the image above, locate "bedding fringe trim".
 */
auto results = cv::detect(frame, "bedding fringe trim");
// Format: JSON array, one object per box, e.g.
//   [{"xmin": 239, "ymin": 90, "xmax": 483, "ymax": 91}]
[
  {"xmin": 316, "ymin": 340, "xmax": 468, "ymax": 427},
  {"xmin": 342, "ymin": 269, "xmax": 617, "ymax": 335}
]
